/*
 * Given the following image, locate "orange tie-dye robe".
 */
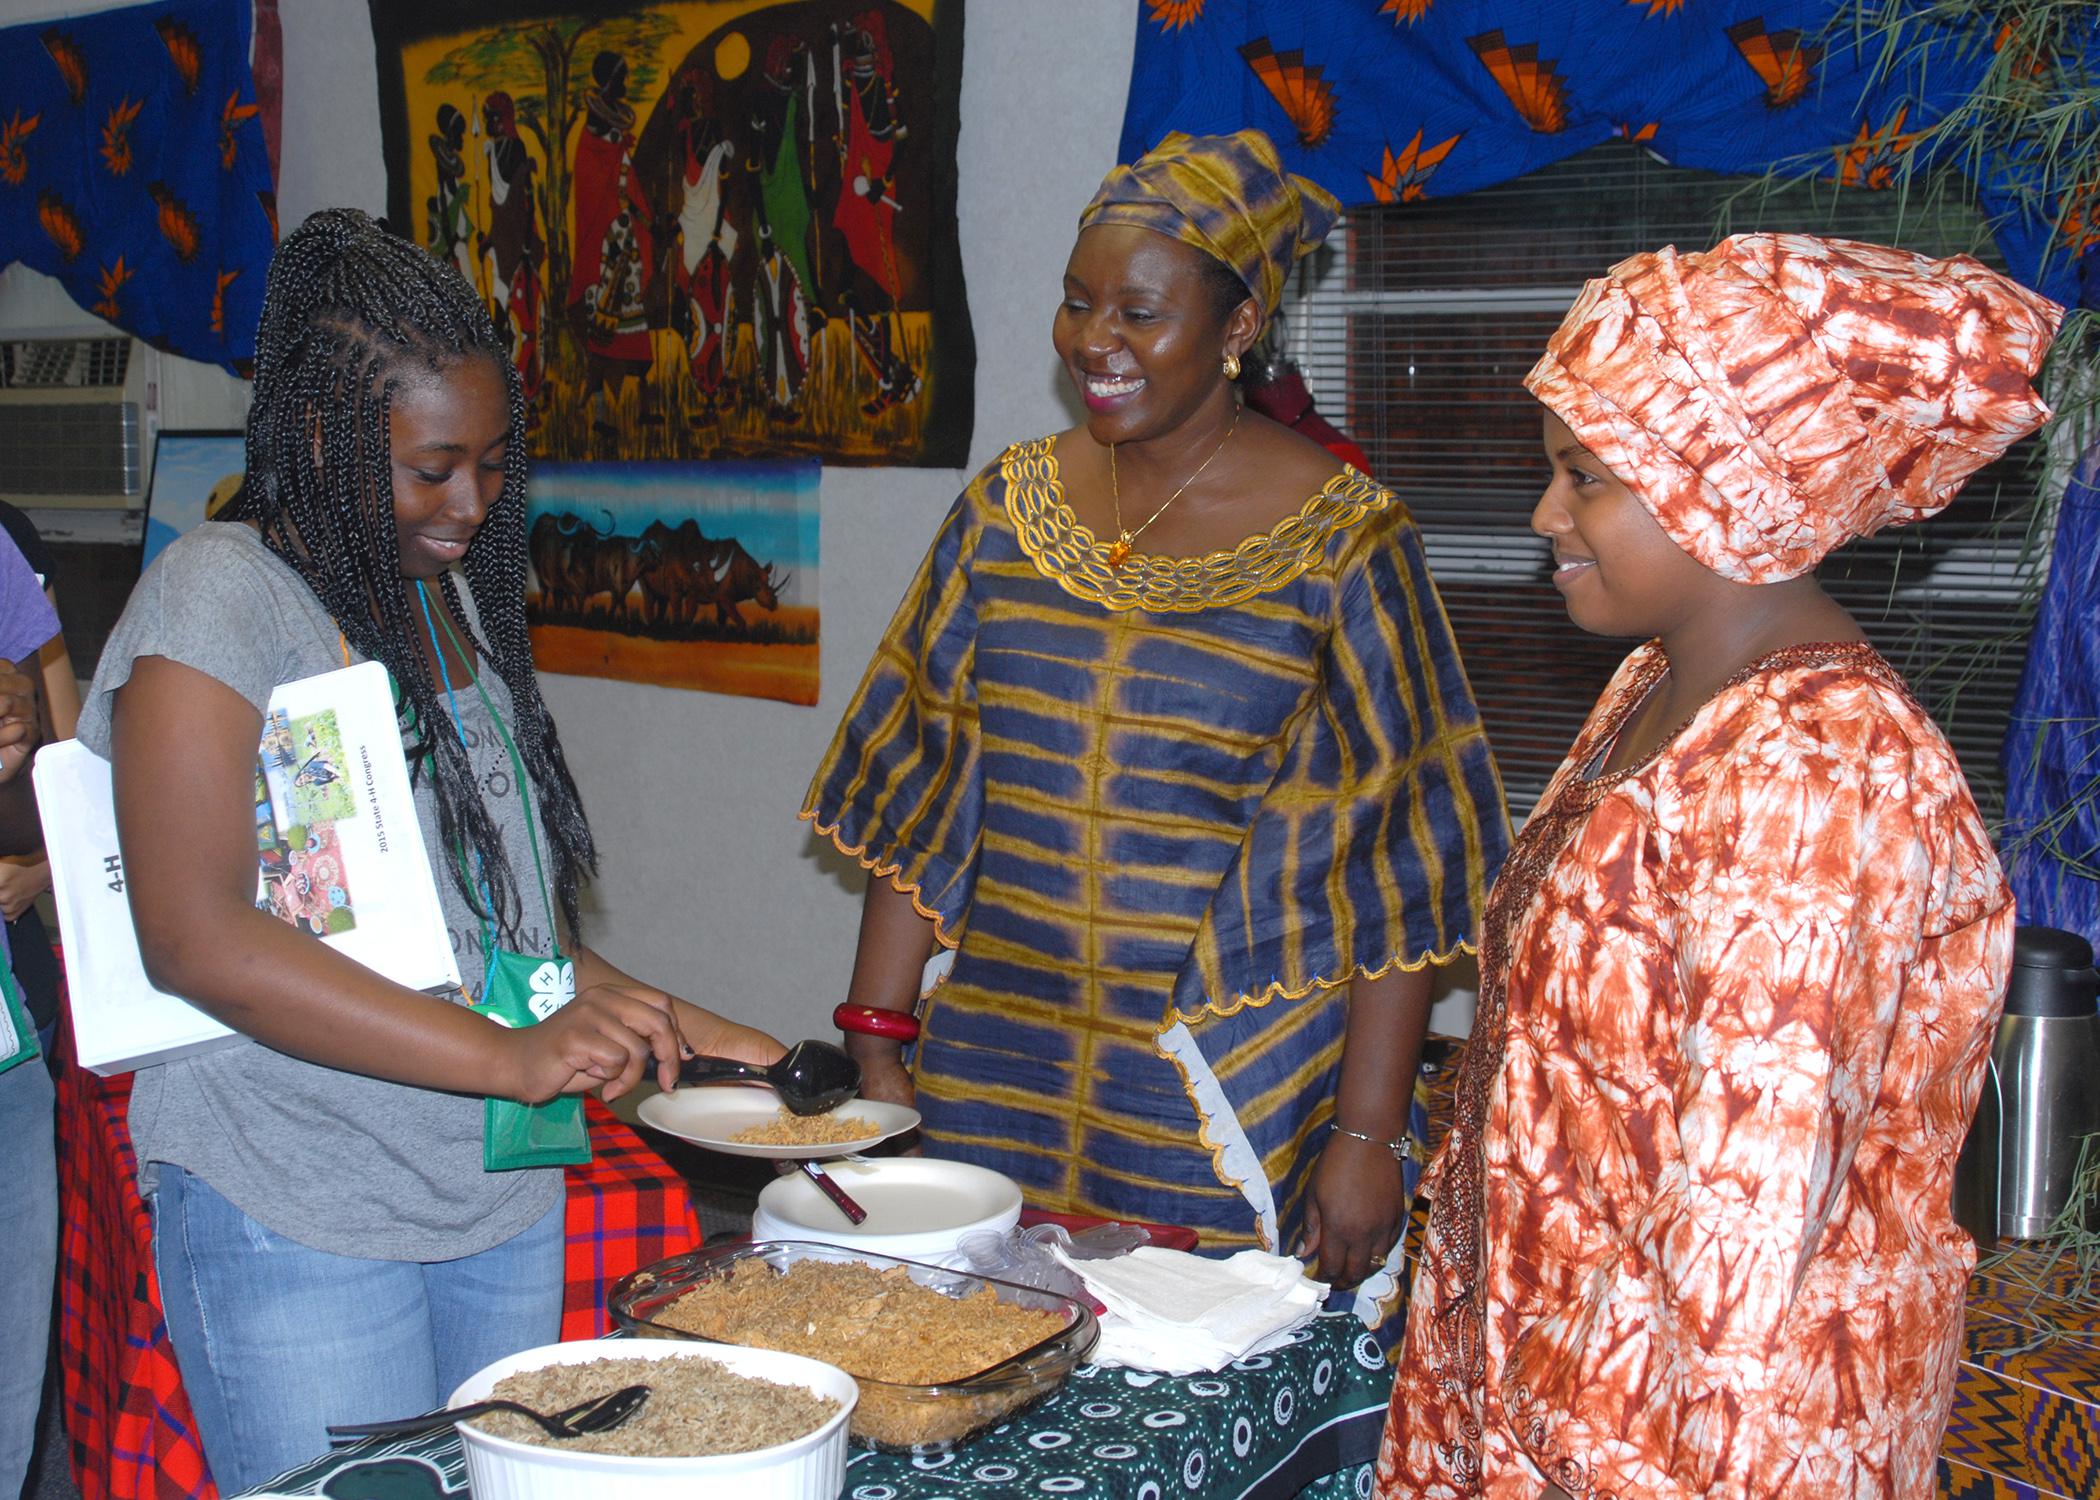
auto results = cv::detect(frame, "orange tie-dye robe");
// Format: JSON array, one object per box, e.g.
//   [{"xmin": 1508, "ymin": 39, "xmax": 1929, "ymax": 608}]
[{"xmin": 1379, "ymin": 641, "xmax": 2011, "ymax": 1500}]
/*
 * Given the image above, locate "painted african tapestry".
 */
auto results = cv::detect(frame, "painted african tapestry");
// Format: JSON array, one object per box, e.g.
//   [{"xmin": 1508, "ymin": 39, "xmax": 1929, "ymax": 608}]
[
  {"xmin": 1120, "ymin": 2, "xmax": 2100, "ymax": 307},
  {"xmin": 525, "ymin": 458, "xmax": 818, "ymax": 705},
  {"xmin": 370, "ymin": 0, "xmax": 971, "ymax": 466},
  {"xmin": 0, "ymin": 0, "xmax": 276, "ymax": 372}
]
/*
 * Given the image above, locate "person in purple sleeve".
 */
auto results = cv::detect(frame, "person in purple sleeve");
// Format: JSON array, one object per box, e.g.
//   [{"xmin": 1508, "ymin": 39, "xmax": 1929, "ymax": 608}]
[
  {"xmin": 0, "ymin": 500, "xmax": 81, "ymax": 1063},
  {"xmin": 0, "ymin": 527, "xmax": 60, "ymax": 1497}
]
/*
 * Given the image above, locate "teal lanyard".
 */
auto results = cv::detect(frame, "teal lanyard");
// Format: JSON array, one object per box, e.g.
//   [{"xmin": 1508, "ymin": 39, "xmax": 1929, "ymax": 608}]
[{"xmin": 413, "ymin": 580, "xmax": 555, "ymax": 996}]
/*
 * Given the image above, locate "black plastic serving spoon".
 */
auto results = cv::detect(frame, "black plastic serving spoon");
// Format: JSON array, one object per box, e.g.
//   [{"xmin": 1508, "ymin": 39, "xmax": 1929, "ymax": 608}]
[
  {"xmin": 675, "ymin": 1037, "xmax": 862, "ymax": 1116},
  {"xmin": 326, "ymin": 1383, "xmax": 650, "ymax": 1444}
]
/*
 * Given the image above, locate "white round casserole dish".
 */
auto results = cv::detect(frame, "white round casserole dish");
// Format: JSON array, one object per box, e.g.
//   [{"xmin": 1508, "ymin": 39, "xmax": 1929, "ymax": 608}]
[{"xmin": 448, "ymin": 1338, "xmax": 857, "ymax": 1500}]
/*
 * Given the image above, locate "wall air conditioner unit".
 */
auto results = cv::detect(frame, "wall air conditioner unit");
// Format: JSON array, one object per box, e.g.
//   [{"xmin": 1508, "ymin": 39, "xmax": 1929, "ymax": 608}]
[{"xmin": 0, "ymin": 331, "xmax": 154, "ymax": 542}]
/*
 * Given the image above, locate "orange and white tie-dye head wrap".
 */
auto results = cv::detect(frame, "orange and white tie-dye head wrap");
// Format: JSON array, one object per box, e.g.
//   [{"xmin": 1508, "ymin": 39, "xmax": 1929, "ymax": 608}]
[{"xmin": 1524, "ymin": 233, "xmax": 2063, "ymax": 583}]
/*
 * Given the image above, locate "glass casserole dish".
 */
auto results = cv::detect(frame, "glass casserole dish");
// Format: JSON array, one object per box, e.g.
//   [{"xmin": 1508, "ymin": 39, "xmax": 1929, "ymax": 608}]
[{"xmin": 608, "ymin": 1239, "xmax": 1098, "ymax": 1453}]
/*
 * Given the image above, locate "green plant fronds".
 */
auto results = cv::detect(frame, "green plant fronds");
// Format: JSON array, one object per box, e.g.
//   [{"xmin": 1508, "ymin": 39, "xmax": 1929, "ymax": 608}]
[
  {"xmin": 1743, "ymin": 2, "xmax": 2100, "ymax": 285},
  {"xmin": 1727, "ymin": 7, "xmax": 2100, "ymax": 870}
]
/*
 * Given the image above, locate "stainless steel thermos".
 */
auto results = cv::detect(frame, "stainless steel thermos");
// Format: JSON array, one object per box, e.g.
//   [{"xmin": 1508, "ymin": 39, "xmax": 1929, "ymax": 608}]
[{"xmin": 1953, "ymin": 925, "xmax": 2100, "ymax": 1246}]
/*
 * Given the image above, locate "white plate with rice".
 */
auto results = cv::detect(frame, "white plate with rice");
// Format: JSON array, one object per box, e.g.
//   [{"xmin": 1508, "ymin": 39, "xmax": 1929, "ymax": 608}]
[{"xmin": 637, "ymin": 1085, "xmax": 919, "ymax": 1159}]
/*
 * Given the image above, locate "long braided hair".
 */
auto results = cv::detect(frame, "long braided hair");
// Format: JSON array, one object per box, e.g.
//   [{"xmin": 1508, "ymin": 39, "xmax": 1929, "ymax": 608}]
[{"xmin": 225, "ymin": 207, "xmax": 594, "ymax": 941}]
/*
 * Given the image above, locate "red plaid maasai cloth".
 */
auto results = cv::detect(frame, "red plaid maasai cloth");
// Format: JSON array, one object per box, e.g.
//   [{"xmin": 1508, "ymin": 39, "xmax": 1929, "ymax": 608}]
[
  {"xmin": 560, "ymin": 1097, "xmax": 703, "ymax": 1339},
  {"xmin": 52, "ymin": 1028, "xmax": 212, "ymax": 1500},
  {"xmin": 53, "ymin": 1018, "xmax": 702, "ymax": 1500}
]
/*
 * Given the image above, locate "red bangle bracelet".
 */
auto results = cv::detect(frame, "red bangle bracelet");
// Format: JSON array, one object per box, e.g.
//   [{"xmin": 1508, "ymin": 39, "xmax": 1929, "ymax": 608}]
[{"xmin": 834, "ymin": 1003, "xmax": 920, "ymax": 1042}]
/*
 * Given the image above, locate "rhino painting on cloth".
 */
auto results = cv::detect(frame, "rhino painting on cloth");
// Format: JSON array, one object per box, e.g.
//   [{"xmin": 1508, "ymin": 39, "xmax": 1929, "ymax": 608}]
[
  {"xmin": 525, "ymin": 458, "xmax": 819, "ymax": 704},
  {"xmin": 370, "ymin": 0, "xmax": 972, "ymax": 467}
]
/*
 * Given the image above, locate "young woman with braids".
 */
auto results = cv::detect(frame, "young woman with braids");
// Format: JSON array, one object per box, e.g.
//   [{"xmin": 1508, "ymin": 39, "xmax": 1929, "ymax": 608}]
[{"xmin": 76, "ymin": 208, "xmax": 781, "ymax": 1492}]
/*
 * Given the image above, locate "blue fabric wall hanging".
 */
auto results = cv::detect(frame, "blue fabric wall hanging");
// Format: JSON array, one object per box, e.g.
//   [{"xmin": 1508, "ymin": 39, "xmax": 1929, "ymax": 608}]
[
  {"xmin": 2003, "ymin": 442, "xmax": 2100, "ymax": 947},
  {"xmin": 0, "ymin": 0, "xmax": 276, "ymax": 373},
  {"xmin": 1119, "ymin": 1, "xmax": 2099, "ymax": 307}
]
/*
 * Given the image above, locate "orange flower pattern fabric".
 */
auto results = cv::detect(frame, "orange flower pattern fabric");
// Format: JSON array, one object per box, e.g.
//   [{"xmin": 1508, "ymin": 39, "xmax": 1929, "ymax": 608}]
[
  {"xmin": 1524, "ymin": 234, "xmax": 2060, "ymax": 583},
  {"xmin": 1379, "ymin": 641, "xmax": 2012, "ymax": 1499}
]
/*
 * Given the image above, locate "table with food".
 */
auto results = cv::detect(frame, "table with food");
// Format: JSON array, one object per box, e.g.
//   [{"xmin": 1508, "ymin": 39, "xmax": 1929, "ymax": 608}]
[
  {"xmin": 218, "ymin": 1024, "xmax": 2100, "ymax": 1500},
  {"xmin": 232, "ymin": 1054, "xmax": 1394, "ymax": 1500}
]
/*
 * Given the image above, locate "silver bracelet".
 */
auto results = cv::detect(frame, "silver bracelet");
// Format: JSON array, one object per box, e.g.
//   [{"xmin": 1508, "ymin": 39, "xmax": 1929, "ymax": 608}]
[{"xmin": 1332, "ymin": 1125, "xmax": 1418, "ymax": 1162}]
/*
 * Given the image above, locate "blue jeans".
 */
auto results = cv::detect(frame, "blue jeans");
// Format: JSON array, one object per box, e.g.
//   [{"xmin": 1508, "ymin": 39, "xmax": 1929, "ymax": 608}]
[
  {"xmin": 0, "ymin": 1049, "xmax": 55, "ymax": 1496},
  {"xmin": 150, "ymin": 1166, "xmax": 563, "ymax": 1495}
]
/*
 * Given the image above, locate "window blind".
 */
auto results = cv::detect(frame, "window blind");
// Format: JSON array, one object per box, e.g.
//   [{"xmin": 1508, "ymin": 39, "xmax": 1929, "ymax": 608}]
[{"xmin": 1283, "ymin": 144, "xmax": 2043, "ymax": 821}]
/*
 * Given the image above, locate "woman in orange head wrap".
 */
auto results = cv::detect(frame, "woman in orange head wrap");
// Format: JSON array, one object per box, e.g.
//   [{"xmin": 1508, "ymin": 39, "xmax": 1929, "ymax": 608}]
[{"xmin": 1378, "ymin": 234, "xmax": 2061, "ymax": 1500}]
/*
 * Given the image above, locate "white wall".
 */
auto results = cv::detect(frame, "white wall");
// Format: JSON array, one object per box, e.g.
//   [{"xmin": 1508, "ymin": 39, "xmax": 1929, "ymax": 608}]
[{"xmin": 0, "ymin": 0, "xmax": 1145, "ymax": 1046}]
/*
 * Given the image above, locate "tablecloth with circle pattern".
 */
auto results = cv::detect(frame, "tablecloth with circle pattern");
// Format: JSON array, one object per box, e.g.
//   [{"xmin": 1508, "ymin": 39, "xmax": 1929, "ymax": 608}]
[{"xmin": 237, "ymin": 1314, "xmax": 1391, "ymax": 1499}]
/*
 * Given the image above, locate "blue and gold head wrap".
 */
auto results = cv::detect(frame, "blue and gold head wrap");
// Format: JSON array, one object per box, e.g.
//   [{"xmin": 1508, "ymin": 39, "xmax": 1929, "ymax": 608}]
[{"xmin": 1078, "ymin": 129, "xmax": 1341, "ymax": 322}]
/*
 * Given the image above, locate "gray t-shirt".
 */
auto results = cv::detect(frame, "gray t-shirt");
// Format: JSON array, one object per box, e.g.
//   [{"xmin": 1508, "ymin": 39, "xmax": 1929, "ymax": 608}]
[{"xmin": 78, "ymin": 522, "xmax": 561, "ymax": 1259}]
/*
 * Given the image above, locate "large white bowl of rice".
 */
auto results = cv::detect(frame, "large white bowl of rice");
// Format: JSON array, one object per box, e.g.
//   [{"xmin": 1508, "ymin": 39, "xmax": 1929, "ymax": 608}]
[{"xmin": 449, "ymin": 1338, "xmax": 857, "ymax": 1500}]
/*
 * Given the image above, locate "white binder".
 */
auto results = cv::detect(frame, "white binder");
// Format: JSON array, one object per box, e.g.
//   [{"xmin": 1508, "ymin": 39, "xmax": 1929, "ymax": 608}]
[{"xmin": 38, "ymin": 660, "xmax": 461, "ymax": 1075}]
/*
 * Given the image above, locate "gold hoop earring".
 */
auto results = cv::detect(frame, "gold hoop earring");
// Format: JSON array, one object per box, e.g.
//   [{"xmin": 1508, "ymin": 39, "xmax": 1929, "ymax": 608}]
[{"xmin": 1222, "ymin": 353, "xmax": 1242, "ymax": 381}]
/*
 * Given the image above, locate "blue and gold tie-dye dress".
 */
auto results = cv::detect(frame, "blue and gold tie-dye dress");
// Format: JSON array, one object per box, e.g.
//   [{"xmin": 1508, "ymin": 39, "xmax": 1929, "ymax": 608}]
[{"xmin": 805, "ymin": 436, "xmax": 1508, "ymax": 1264}]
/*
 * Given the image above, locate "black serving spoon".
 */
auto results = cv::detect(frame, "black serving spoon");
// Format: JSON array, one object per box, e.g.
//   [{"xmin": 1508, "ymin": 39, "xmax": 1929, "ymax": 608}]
[
  {"xmin": 676, "ymin": 1037, "xmax": 861, "ymax": 1116},
  {"xmin": 326, "ymin": 1383, "xmax": 650, "ymax": 1444}
]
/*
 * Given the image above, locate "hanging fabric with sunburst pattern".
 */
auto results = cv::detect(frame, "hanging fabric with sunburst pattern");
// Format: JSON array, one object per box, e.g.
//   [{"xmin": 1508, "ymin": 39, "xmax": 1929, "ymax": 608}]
[
  {"xmin": 0, "ymin": 0, "xmax": 276, "ymax": 373},
  {"xmin": 1119, "ymin": 0, "xmax": 2100, "ymax": 307}
]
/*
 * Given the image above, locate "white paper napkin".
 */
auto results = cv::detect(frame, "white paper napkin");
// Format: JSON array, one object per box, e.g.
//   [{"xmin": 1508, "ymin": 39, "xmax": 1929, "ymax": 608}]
[{"xmin": 1051, "ymin": 1245, "xmax": 1328, "ymax": 1375}]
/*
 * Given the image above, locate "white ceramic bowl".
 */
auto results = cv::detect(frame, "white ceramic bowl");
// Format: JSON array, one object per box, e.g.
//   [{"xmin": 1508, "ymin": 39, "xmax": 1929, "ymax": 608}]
[
  {"xmin": 449, "ymin": 1338, "xmax": 857, "ymax": 1500},
  {"xmin": 751, "ymin": 1156, "xmax": 1022, "ymax": 1266}
]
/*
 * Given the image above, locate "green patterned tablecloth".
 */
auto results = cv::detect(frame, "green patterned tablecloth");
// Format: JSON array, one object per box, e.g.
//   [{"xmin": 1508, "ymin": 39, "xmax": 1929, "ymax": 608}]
[{"xmin": 242, "ymin": 1314, "xmax": 1390, "ymax": 1500}]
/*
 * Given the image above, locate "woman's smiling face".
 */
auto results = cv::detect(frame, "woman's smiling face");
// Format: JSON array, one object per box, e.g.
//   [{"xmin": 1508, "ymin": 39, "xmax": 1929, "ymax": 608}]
[
  {"xmin": 387, "ymin": 354, "xmax": 510, "ymax": 580},
  {"xmin": 1532, "ymin": 406, "xmax": 1728, "ymax": 640},
  {"xmin": 1052, "ymin": 224, "xmax": 1247, "ymax": 446}
]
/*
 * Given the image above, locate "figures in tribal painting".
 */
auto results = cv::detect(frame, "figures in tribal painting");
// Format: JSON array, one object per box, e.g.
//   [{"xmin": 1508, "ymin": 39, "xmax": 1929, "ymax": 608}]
[
  {"xmin": 403, "ymin": 0, "xmax": 961, "ymax": 464},
  {"xmin": 831, "ymin": 14, "xmax": 917, "ymax": 417},
  {"xmin": 570, "ymin": 48, "xmax": 661, "ymax": 448},
  {"xmin": 425, "ymin": 103, "xmax": 475, "ymax": 290},
  {"xmin": 665, "ymin": 66, "xmax": 736, "ymax": 426},
  {"xmin": 745, "ymin": 35, "xmax": 819, "ymax": 421},
  {"xmin": 479, "ymin": 91, "xmax": 545, "ymax": 417}
]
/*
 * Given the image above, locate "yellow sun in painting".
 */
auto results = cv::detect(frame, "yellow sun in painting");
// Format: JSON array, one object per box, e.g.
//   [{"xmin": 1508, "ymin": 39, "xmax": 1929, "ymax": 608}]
[{"xmin": 715, "ymin": 32, "xmax": 751, "ymax": 81}]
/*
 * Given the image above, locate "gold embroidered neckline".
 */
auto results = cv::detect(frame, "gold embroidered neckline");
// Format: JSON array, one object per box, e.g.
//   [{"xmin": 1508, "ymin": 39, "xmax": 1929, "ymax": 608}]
[{"xmin": 1000, "ymin": 435, "xmax": 1393, "ymax": 613}]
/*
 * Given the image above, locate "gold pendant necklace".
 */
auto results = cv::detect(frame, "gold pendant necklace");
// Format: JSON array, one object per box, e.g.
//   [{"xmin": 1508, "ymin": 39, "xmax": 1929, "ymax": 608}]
[{"xmin": 1107, "ymin": 406, "xmax": 1242, "ymax": 568}]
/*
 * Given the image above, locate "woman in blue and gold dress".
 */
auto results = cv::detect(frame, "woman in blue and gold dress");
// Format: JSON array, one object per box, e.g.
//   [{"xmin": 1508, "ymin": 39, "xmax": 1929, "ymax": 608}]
[{"xmin": 805, "ymin": 131, "xmax": 1508, "ymax": 1315}]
